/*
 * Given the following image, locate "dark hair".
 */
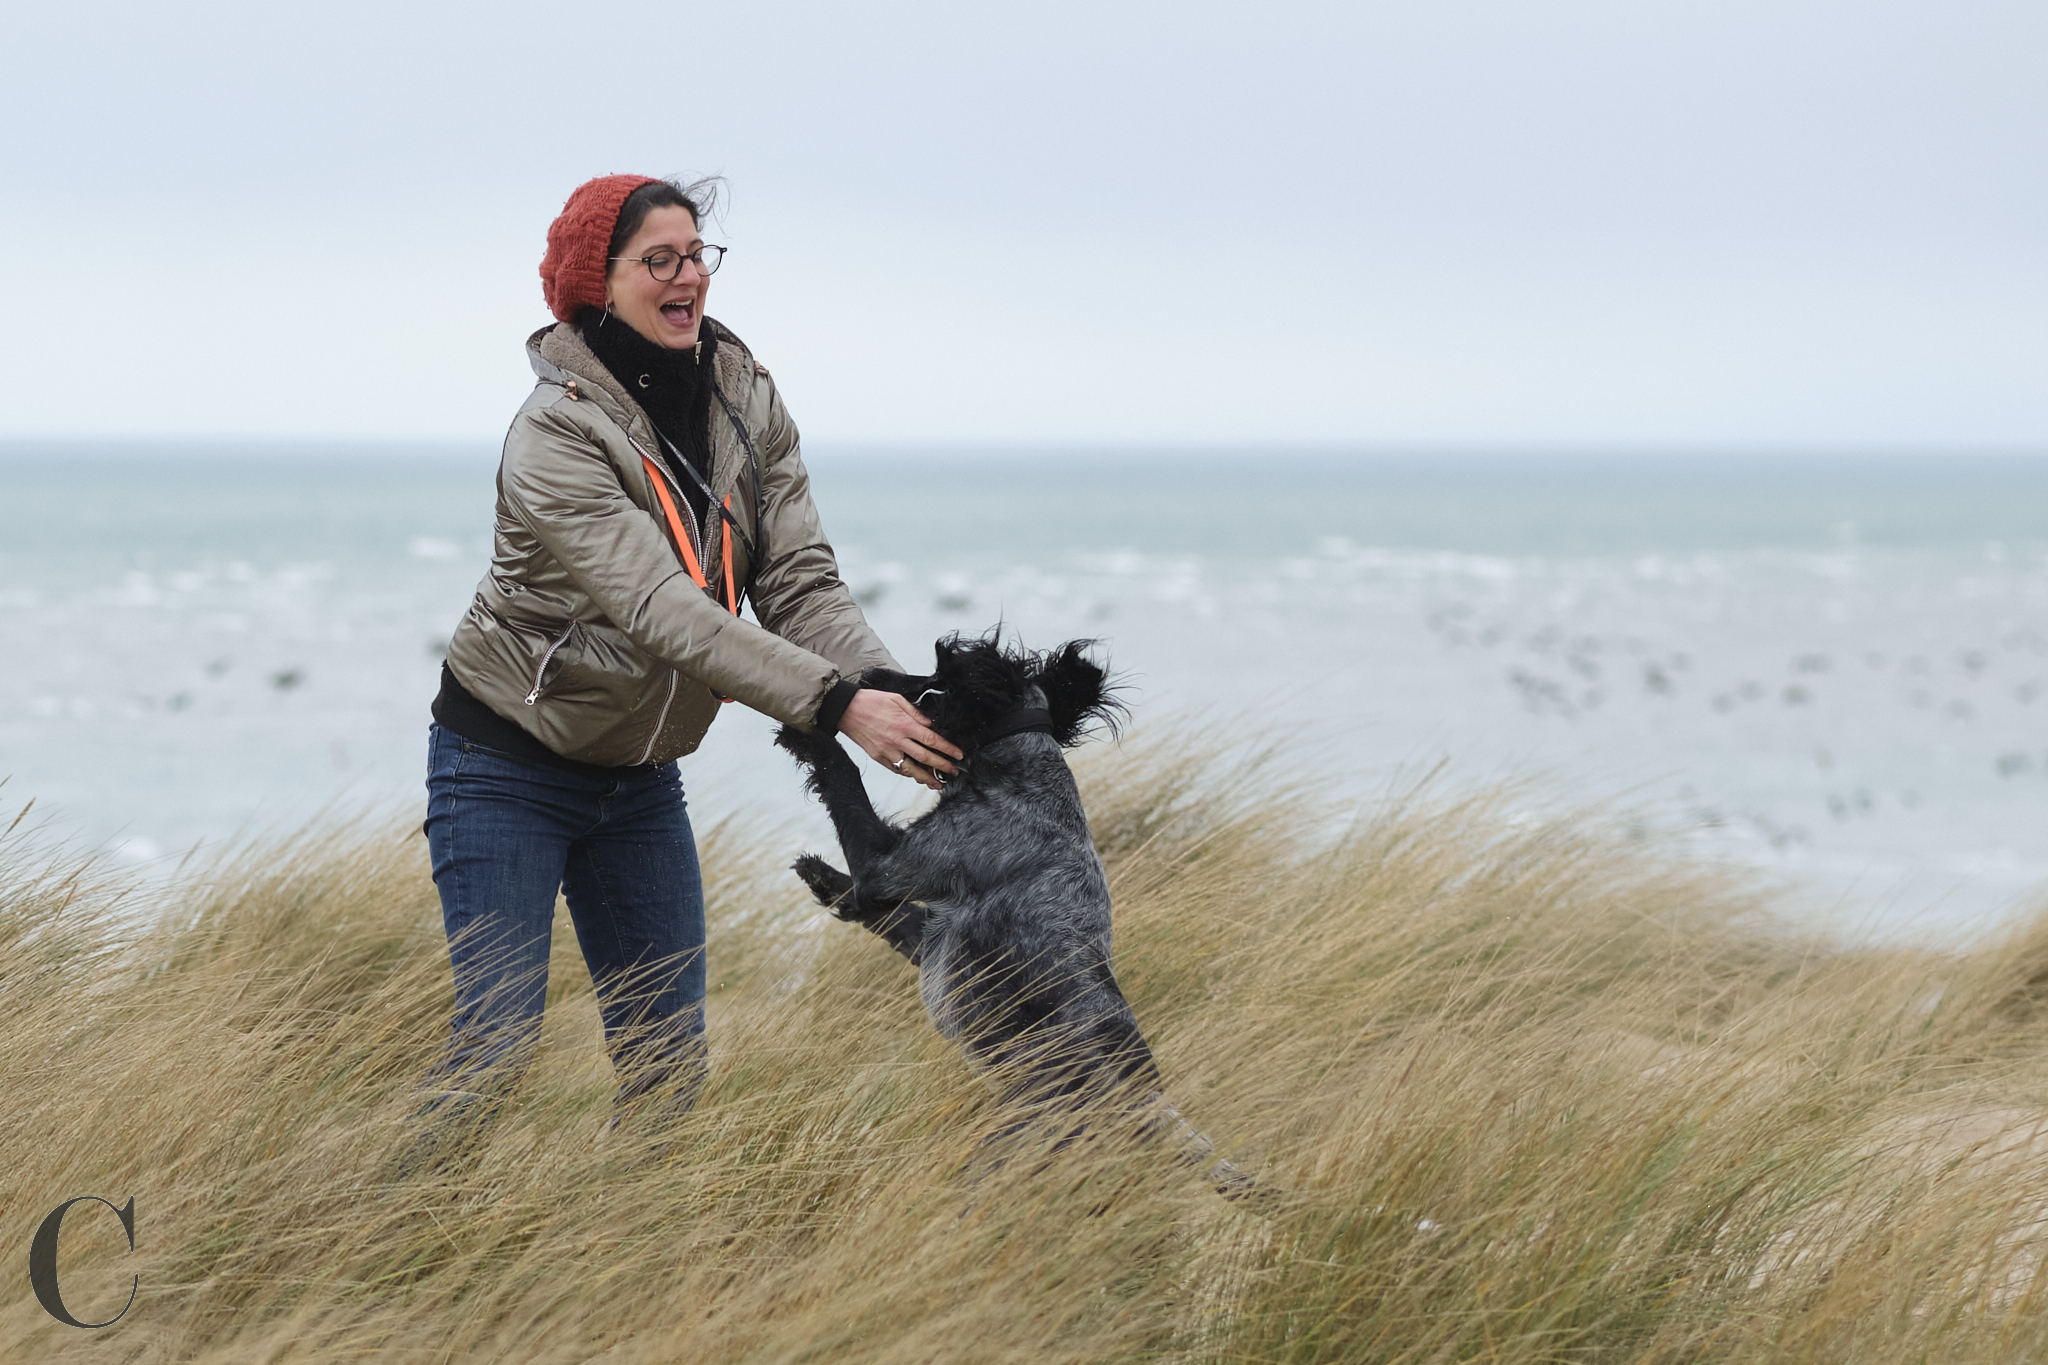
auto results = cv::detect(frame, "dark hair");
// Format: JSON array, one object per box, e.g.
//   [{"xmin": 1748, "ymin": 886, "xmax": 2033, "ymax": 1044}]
[{"xmin": 606, "ymin": 175, "xmax": 725, "ymax": 260}]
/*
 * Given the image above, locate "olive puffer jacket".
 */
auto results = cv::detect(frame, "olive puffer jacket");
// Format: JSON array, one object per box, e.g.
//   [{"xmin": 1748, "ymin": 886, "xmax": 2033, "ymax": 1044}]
[{"xmin": 442, "ymin": 318, "xmax": 899, "ymax": 768}]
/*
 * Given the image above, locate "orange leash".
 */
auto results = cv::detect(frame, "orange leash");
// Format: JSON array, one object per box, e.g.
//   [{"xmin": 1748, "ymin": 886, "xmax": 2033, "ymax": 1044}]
[
  {"xmin": 642, "ymin": 454, "xmax": 741, "ymax": 704},
  {"xmin": 641, "ymin": 454, "xmax": 738, "ymax": 616},
  {"xmin": 721, "ymin": 491, "xmax": 734, "ymax": 613}
]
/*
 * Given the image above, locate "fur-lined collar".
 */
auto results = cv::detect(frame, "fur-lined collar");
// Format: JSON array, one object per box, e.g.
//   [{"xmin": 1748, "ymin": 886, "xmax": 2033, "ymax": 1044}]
[{"xmin": 525, "ymin": 316, "xmax": 756, "ymax": 450}]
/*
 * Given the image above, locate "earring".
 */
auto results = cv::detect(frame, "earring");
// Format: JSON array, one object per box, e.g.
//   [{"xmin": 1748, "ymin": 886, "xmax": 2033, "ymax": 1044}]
[{"xmin": 600, "ymin": 303, "xmax": 612, "ymax": 328}]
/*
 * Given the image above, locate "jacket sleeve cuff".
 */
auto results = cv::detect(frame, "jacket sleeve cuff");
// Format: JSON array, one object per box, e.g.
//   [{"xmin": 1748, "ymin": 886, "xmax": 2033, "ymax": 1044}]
[{"xmin": 816, "ymin": 678, "xmax": 861, "ymax": 735}]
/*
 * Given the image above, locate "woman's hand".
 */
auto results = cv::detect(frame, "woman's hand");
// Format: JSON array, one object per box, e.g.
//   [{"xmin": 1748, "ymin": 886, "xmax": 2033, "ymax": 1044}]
[{"xmin": 836, "ymin": 688, "xmax": 963, "ymax": 790}]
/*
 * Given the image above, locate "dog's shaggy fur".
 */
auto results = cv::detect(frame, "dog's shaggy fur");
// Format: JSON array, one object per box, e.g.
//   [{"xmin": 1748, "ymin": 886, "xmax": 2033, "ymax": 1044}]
[{"xmin": 775, "ymin": 633, "xmax": 1259, "ymax": 1200}]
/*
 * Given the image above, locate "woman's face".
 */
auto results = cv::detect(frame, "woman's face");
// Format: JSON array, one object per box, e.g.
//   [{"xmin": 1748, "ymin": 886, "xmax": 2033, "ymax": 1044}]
[{"xmin": 604, "ymin": 204, "xmax": 711, "ymax": 350}]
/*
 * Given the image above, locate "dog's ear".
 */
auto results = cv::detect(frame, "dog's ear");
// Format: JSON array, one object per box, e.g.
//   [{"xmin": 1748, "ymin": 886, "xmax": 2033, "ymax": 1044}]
[
  {"xmin": 1032, "ymin": 641, "xmax": 1126, "ymax": 746},
  {"xmin": 930, "ymin": 634, "xmax": 972, "ymax": 680}
]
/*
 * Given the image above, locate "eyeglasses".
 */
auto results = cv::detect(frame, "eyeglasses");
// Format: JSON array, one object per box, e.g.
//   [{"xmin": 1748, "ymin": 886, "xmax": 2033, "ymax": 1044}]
[{"xmin": 609, "ymin": 245, "xmax": 727, "ymax": 281}]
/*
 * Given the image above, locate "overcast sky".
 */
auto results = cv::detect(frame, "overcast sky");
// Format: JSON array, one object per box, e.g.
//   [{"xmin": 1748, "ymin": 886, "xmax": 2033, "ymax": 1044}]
[{"xmin": 3, "ymin": 0, "xmax": 2042, "ymax": 449}]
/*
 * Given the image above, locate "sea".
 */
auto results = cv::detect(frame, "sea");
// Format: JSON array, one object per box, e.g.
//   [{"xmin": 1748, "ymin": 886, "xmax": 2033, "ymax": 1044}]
[{"xmin": 4, "ymin": 444, "xmax": 2046, "ymax": 943}]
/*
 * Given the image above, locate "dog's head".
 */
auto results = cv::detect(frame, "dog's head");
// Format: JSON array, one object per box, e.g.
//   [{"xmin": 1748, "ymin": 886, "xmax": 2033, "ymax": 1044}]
[{"xmin": 863, "ymin": 632, "xmax": 1126, "ymax": 751}]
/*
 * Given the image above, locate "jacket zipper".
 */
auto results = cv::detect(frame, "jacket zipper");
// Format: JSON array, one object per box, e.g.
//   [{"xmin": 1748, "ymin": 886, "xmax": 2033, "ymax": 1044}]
[
  {"xmin": 523, "ymin": 622, "xmax": 577, "ymax": 705},
  {"xmin": 636, "ymin": 670, "xmax": 680, "ymax": 765},
  {"xmin": 627, "ymin": 433, "xmax": 721, "ymax": 754},
  {"xmin": 628, "ymin": 436, "xmax": 711, "ymax": 576}
]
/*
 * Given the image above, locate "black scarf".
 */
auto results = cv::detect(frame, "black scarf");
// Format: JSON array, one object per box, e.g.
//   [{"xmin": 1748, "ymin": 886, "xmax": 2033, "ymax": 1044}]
[{"xmin": 577, "ymin": 307, "xmax": 718, "ymax": 527}]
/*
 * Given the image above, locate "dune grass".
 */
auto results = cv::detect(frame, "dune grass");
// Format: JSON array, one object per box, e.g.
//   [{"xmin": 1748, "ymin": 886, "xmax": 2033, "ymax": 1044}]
[{"xmin": 6, "ymin": 736, "xmax": 2048, "ymax": 1363}]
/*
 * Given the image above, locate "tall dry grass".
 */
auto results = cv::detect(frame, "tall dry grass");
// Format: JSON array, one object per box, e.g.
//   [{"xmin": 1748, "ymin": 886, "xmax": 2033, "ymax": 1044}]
[{"xmin": 6, "ymin": 737, "xmax": 2048, "ymax": 1363}]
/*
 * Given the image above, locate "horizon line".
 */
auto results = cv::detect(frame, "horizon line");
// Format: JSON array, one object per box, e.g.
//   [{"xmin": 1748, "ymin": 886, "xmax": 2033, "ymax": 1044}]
[{"xmin": 3, "ymin": 435, "xmax": 2046, "ymax": 464}]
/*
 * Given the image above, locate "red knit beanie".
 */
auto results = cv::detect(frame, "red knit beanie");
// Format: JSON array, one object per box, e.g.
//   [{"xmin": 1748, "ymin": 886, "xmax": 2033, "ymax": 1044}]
[{"xmin": 539, "ymin": 174, "xmax": 662, "ymax": 323}]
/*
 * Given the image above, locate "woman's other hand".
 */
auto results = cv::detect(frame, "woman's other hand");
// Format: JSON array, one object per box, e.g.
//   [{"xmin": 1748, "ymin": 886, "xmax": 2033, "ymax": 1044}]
[{"xmin": 837, "ymin": 689, "xmax": 963, "ymax": 790}]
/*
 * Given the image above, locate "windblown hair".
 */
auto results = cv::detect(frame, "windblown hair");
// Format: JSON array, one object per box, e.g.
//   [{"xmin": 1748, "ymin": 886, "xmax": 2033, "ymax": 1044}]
[{"xmin": 606, "ymin": 175, "xmax": 727, "ymax": 258}]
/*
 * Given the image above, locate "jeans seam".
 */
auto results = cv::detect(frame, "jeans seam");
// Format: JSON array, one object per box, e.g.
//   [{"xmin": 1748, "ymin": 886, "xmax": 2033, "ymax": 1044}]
[{"xmin": 443, "ymin": 739, "xmax": 471, "ymax": 818}]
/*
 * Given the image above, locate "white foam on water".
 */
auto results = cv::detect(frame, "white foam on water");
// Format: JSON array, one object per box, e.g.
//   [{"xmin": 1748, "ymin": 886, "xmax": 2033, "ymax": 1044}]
[{"xmin": 2, "ymin": 449, "xmax": 2045, "ymax": 942}]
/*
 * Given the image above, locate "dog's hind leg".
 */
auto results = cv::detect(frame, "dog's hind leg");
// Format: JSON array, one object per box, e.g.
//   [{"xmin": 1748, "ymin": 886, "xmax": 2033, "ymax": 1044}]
[
  {"xmin": 1129, "ymin": 1091, "xmax": 1271, "ymax": 1207},
  {"xmin": 1058, "ymin": 1006, "xmax": 1272, "ymax": 1206},
  {"xmin": 980, "ymin": 987, "xmax": 1274, "ymax": 1209},
  {"xmin": 1017, "ymin": 1024, "xmax": 1271, "ymax": 1206}
]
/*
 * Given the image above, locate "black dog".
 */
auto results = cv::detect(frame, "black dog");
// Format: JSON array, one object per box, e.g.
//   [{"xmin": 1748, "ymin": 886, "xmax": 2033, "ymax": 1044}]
[{"xmin": 775, "ymin": 633, "xmax": 1259, "ymax": 1201}]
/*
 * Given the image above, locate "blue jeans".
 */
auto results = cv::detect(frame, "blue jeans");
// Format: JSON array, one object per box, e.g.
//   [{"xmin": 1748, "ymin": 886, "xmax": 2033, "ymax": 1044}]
[{"xmin": 418, "ymin": 723, "xmax": 708, "ymax": 1125}]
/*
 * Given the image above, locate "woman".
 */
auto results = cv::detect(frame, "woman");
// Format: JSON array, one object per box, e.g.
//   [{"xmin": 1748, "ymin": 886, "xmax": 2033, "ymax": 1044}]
[{"xmin": 410, "ymin": 173, "xmax": 960, "ymax": 1156}]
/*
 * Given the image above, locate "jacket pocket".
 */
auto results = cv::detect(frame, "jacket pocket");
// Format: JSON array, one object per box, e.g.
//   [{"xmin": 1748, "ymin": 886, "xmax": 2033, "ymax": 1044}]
[
  {"xmin": 525, "ymin": 619, "xmax": 668, "ymax": 745},
  {"xmin": 523, "ymin": 621, "xmax": 579, "ymax": 705}
]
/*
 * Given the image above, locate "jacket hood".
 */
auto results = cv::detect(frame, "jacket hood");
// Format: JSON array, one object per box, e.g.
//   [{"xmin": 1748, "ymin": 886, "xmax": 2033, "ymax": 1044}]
[{"xmin": 525, "ymin": 318, "xmax": 757, "ymax": 446}]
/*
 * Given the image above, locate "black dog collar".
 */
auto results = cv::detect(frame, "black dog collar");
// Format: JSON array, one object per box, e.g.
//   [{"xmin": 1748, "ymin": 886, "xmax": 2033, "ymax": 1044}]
[{"xmin": 975, "ymin": 706, "xmax": 1054, "ymax": 748}]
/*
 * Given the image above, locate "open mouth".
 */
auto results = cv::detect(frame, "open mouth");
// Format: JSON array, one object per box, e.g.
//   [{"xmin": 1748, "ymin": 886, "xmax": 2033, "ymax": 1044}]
[{"xmin": 659, "ymin": 298, "xmax": 696, "ymax": 326}]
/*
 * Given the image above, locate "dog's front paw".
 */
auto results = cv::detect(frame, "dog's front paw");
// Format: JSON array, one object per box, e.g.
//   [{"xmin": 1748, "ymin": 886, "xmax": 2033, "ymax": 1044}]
[
  {"xmin": 774, "ymin": 723, "xmax": 836, "ymax": 769},
  {"xmin": 792, "ymin": 853, "xmax": 856, "ymax": 911}
]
